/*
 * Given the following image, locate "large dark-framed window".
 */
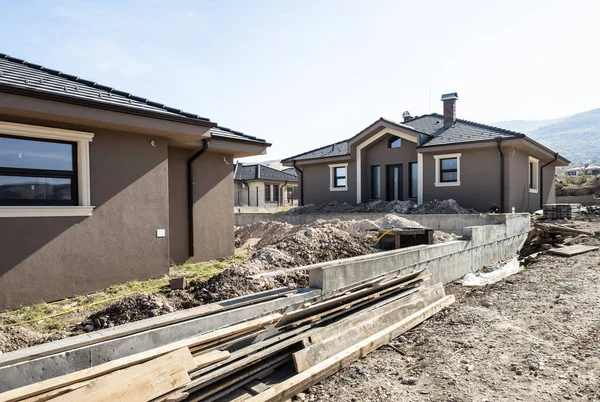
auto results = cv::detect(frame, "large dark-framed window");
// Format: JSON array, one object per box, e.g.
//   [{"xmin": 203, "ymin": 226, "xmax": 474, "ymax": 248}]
[
  {"xmin": 333, "ymin": 166, "xmax": 346, "ymax": 188},
  {"xmin": 439, "ymin": 157, "xmax": 458, "ymax": 183},
  {"xmin": 371, "ymin": 165, "xmax": 381, "ymax": 199},
  {"xmin": 273, "ymin": 184, "xmax": 280, "ymax": 203},
  {"xmin": 265, "ymin": 184, "xmax": 271, "ymax": 202},
  {"xmin": 0, "ymin": 134, "xmax": 78, "ymax": 206},
  {"xmin": 409, "ymin": 162, "xmax": 418, "ymax": 198}
]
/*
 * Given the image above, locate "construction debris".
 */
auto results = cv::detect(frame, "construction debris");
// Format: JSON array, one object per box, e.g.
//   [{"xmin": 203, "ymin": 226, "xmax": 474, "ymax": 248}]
[
  {"xmin": 520, "ymin": 220, "xmax": 600, "ymax": 259},
  {"xmin": 543, "ymin": 203, "xmax": 581, "ymax": 219},
  {"xmin": 462, "ymin": 257, "xmax": 523, "ymax": 286},
  {"xmin": 283, "ymin": 199, "xmax": 476, "ymax": 215},
  {"xmin": 548, "ymin": 244, "xmax": 600, "ymax": 257},
  {"xmin": 0, "ymin": 270, "xmax": 451, "ymax": 402}
]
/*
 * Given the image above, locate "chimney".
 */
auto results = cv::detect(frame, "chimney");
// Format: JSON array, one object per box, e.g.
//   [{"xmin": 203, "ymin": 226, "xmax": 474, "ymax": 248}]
[
  {"xmin": 441, "ymin": 92, "xmax": 458, "ymax": 126},
  {"xmin": 402, "ymin": 111, "xmax": 413, "ymax": 122}
]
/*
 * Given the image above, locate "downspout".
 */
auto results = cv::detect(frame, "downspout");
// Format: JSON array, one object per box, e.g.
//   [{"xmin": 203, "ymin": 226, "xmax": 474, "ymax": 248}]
[
  {"xmin": 495, "ymin": 137, "xmax": 505, "ymax": 213},
  {"xmin": 187, "ymin": 139, "xmax": 210, "ymax": 258},
  {"xmin": 540, "ymin": 152, "xmax": 559, "ymax": 208},
  {"xmin": 293, "ymin": 161, "xmax": 304, "ymax": 206}
]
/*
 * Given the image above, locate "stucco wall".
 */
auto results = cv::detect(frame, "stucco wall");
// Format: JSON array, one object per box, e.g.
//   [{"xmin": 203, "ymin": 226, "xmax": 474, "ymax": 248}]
[
  {"xmin": 0, "ymin": 128, "xmax": 170, "ymax": 310},
  {"xmin": 421, "ymin": 146, "xmax": 501, "ymax": 212},
  {"xmin": 363, "ymin": 134, "xmax": 418, "ymax": 201},
  {"xmin": 301, "ymin": 161, "xmax": 356, "ymax": 205},
  {"xmin": 168, "ymin": 149, "xmax": 234, "ymax": 264}
]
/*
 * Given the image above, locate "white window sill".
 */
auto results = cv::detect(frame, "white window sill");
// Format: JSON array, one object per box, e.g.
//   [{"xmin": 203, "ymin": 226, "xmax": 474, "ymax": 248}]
[
  {"xmin": 329, "ymin": 187, "xmax": 348, "ymax": 192},
  {"xmin": 0, "ymin": 206, "xmax": 94, "ymax": 218},
  {"xmin": 529, "ymin": 188, "xmax": 539, "ymax": 194},
  {"xmin": 434, "ymin": 181, "xmax": 461, "ymax": 187}
]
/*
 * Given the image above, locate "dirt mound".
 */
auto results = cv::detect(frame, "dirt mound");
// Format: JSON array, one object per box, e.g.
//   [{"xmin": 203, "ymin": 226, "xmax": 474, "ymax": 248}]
[
  {"xmin": 0, "ymin": 326, "xmax": 66, "ymax": 353},
  {"xmin": 82, "ymin": 292, "xmax": 178, "ymax": 331},
  {"xmin": 235, "ymin": 221, "xmax": 295, "ymax": 249},
  {"xmin": 192, "ymin": 225, "xmax": 375, "ymax": 305},
  {"xmin": 284, "ymin": 199, "xmax": 476, "ymax": 215},
  {"xmin": 556, "ymin": 175, "xmax": 600, "ymax": 196}
]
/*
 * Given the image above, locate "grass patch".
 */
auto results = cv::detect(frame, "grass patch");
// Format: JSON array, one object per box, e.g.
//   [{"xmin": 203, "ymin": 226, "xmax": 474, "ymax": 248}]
[{"xmin": 0, "ymin": 253, "xmax": 249, "ymax": 333}]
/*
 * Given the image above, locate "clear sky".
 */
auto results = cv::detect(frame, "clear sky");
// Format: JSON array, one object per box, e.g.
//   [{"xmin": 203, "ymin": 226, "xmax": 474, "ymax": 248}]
[{"xmin": 1, "ymin": 0, "xmax": 598, "ymax": 161}]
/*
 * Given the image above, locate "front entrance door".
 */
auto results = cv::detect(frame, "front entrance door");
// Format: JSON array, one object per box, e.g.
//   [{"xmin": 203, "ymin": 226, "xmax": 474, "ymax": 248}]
[{"xmin": 386, "ymin": 164, "xmax": 403, "ymax": 201}]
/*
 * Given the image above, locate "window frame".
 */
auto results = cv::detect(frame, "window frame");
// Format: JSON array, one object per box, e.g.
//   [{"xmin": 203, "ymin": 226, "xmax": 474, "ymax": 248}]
[
  {"xmin": 273, "ymin": 184, "xmax": 280, "ymax": 203},
  {"xmin": 434, "ymin": 153, "xmax": 461, "ymax": 187},
  {"xmin": 264, "ymin": 184, "xmax": 271, "ymax": 202},
  {"xmin": 329, "ymin": 163, "xmax": 348, "ymax": 191},
  {"xmin": 529, "ymin": 156, "xmax": 539, "ymax": 193},
  {"xmin": 409, "ymin": 161, "xmax": 418, "ymax": 198},
  {"xmin": 388, "ymin": 137, "xmax": 402, "ymax": 149},
  {"xmin": 0, "ymin": 134, "xmax": 79, "ymax": 207},
  {"xmin": 0, "ymin": 121, "xmax": 94, "ymax": 218}
]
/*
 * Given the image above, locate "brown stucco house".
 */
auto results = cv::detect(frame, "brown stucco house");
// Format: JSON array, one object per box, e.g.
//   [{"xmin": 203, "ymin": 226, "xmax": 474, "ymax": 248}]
[
  {"xmin": 0, "ymin": 53, "xmax": 269, "ymax": 310},
  {"xmin": 233, "ymin": 163, "xmax": 299, "ymax": 208},
  {"xmin": 283, "ymin": 93, "xmax": 569, "ymax": 213}
]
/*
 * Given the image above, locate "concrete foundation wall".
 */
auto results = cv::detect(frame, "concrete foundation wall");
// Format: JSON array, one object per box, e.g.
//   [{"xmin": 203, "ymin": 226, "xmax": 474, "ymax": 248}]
[
  {"xmin": 235, "ymin": 212, "xmax": 517, "ymax": 234},
  {"xmin": 309, "ymin": 213, "xmax": 530, "ymax": 294},
  {"xmin": 556, "ymin": 195, "xmax": 599, "ymax": 206}
]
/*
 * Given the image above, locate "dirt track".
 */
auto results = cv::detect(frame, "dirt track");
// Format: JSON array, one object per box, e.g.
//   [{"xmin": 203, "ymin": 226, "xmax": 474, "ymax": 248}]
[{"xmin": 306, "ymin": 219, "xmax": 600, "ymax": 402}]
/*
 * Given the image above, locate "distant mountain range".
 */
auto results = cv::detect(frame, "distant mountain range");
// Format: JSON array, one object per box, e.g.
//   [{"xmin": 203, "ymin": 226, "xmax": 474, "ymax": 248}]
[{"xmin": 494, "ymin": 109, "xmax": 600, "ymax": 166}]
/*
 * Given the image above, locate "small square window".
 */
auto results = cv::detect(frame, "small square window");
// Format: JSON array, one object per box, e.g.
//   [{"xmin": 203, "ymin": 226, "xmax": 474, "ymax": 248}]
[
  {"xmin": 388, "ymin": 138, "xmax": 401, "ymax": 148},
  {"xmin": 329, "ymin": 164, "xmax": 348, "ymax": 191}
]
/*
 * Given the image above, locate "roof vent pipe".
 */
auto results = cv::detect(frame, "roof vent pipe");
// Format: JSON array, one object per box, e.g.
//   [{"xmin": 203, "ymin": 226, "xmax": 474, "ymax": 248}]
[
  {"xmin": 402, "ymin": 111, "xmax": 413, "ymax": 122},
  {"xmin": 441, "ymin": 92, "xmax": 458, "ymax": 126}
]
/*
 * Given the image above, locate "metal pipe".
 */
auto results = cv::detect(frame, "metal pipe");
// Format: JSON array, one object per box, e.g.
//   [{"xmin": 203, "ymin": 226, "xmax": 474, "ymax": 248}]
[
  {"xmin": 495, "ymin": 137, "xmax": 505, "ymax": 212},
  {"xmin": 540, "ymin": 152, "xmax": 559, "ymax": 208},
  {"xmin": 187, "ymin": 139, "xmax": 210, "ymax": 257},
  {"xmin": 293, "ymin": 161, "xmax": 304, "ymax": 206}
]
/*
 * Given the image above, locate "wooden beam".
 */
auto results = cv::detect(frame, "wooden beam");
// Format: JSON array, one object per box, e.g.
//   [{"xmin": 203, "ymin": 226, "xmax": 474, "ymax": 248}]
[
  {"xmin": 49, "ymin": 348, "xmax": 195, "ymax": 402},
  {"xmin": 0, "ymin": 314, "xmax": 281, "ymax": 402},
  {"xmin": 294, "ymin": 293, "xmax": 440, "ymax": 372},
  {"xmin": 246, "ymin": 295, "xmax": 455, "ymax": 402},
  {"xmin": 194, "ymin": 350, "xmax": 231, "ymax": 369}
]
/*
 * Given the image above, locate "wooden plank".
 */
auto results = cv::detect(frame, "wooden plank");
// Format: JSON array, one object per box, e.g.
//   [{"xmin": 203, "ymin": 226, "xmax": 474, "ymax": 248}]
[
  {"xmin": 190, "ymin": 328, "xmax": 267, "ymax": 356},
  {"xmin": 309, "ymin": 283, "xmax": 444, "ymax": 344},
  {"xmin": 548, "ymin": 245, "xmax": 599, "ymax": 256},
  {"xmin": 243, "ymin": 379, "xmax": 272, "ymax": 395},
  {"xmin": 49, "ymin": 348, "xmax": 195, "ymax": 402},
  {"xmin": 194, "ymin": 350, "xmax": 231, "ymax": 369},
  {"xmin": 276, "ymin": 270, "xmax": 426, "ymax": 327},
  {"xmin": 282, "ymin": 275, "xmax": 430, "ymax": 329},
  {"xmin": 0, "ymin": 314, "xmax": 281, "ymax": 402},
  {"xmin": 246, "ymin": 295, "xmax": 455, "ymax": 402},
  {"xmin": 293, "ymin": 294, "xmax": 440, "ymax": 373}
]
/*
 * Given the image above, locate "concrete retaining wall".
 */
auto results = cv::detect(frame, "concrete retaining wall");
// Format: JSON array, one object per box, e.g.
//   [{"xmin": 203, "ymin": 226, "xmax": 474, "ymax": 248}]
[
  {"xmin": 235, "ymin": 212, "xmax": 512, "ymax": 234},
  {"xmin": 309, "ymin": 213, "xmax": 530, "ymax": 294},
  {"xmin": 556, "ymin": 195, "xmax": 599, "ymax": 206}
]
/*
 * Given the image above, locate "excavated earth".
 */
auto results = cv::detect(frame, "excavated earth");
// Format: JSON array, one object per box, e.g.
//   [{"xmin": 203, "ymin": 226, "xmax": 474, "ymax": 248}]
[
  {"xmin": 304, "ymin": 218, "xmax": 600, "ymax": 402},
  {"xmin": 283, "ymin": 199, "xmax": 477, "ymax": 215}
]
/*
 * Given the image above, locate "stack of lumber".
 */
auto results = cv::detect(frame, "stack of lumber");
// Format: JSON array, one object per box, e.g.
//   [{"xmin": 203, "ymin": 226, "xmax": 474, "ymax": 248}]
[
  {"xmin": 1, "ymin": 270, "xmax": 452, "ymax": 402},
  {"xmin": 519, "ymin": 221, "xmax": 599, "ymax": 259},
  {"xmin": 542, "ymin": 203, "xmax": 582, "ymax": 219}
]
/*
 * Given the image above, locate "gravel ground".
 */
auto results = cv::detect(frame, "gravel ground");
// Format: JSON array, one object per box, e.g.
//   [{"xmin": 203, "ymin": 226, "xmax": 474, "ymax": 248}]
[{"xmin": 304, "ymin": 218, "xmax": 600, "ymax": 402}]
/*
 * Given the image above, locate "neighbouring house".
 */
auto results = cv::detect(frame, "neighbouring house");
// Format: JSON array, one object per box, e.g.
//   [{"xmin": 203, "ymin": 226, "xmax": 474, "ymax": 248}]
[
  {"xmin": 565, "ymin": 165, "xmax": 600, "ymax": 176},
  {"xmin": 234, "ymin": 163, "xmax": 299, "ymax": 207},
  {"xmin": 0, "ymin": 53, "xmax": 269, "ymax": 310},
  {"xmin": 283, "ymin": 92, "xmax": 569, "ymax": 213}
]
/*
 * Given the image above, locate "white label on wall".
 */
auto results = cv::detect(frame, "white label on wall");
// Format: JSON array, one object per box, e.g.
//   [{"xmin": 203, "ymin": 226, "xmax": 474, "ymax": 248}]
[{"xmin": 156, "ymin": 229, "xmax": 166, "ymax": 238}]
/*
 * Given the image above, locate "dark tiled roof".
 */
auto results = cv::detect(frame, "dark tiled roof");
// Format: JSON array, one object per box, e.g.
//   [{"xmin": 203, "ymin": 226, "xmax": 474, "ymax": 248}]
[
  {"xmin": 282, "ymin": 167, "xmax": 297, "ymax": 176},
  {"xmin": 0, "ymin": 53, "xmax": 213, "ymax": 123},
  {"xmin": 234, "ymin": 164, "xmax": 298, "ymax": 183},
  {"xmin": 210, "ymin": 126, "xmax": 269, "ymax": 145},
  {"xmin": 403, "ymin": 113, "xmax": 524, "ymax": 147},
  {"xmin": 282, "ymin": 141, "xmax": 349, "ymax": 162}
]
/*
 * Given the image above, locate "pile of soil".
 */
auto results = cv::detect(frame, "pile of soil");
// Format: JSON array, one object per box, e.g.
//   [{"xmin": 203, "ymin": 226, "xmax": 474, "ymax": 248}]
[
  {"xmin": 556, "ymin": 175, "xmax": 600, "ymax": 196},
  {"xmin": 284, "ymin": 199, "xmax": 476, "ymax": 215},
  {"xmin": 0, "ymin": 326, "xmax": 66, "ymax": 353}
]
